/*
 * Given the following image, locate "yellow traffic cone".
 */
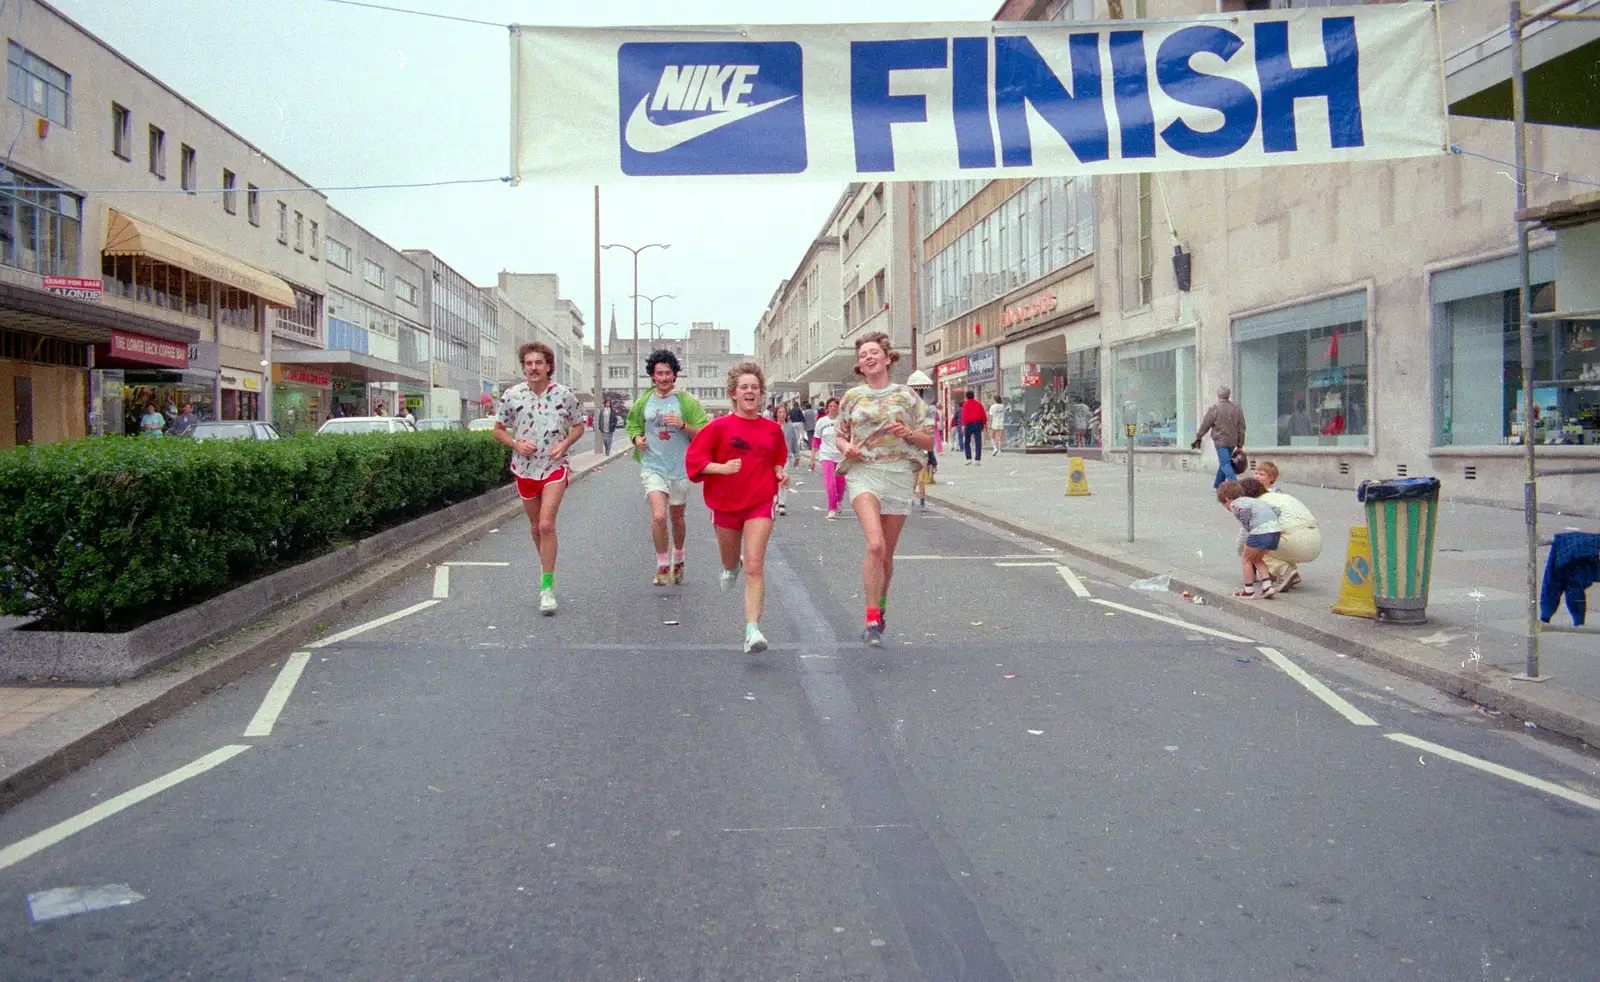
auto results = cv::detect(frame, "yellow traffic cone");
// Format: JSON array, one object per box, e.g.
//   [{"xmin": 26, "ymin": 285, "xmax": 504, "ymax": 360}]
[
  {"xmin": 1330, "ymin": 526, "xmax": 1377, "ymax": 619},
  {"xmin": 1065, "ymin": 456, "xmax": 1091, "ymax": 496}
]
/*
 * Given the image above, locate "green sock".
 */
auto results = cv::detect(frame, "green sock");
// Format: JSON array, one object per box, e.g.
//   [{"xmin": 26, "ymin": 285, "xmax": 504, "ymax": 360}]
[
  {"xmin": 879, "ymin": 595, "xmax": 888, "ymax": 614},
  {"xmin": 541, "ymin": 572, "xmax": 554, "ymax": 590}
]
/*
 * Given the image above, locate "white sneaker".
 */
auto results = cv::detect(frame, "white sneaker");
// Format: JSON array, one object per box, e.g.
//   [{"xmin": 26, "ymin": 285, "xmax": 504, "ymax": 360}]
[
  {"xmin": 744, "ymin": 623, "xmax": 768, "ymax": 654},
  {"xmin": 826, "ymin": 510, "xmax": 838, "ymax": 520},
  {"xmin": 720, "ymin": 563, "xmax": 742, "ymax": 593},
  {"xmin": 539, "ymin": 588, "xmax": 558, "ymax": 615}
]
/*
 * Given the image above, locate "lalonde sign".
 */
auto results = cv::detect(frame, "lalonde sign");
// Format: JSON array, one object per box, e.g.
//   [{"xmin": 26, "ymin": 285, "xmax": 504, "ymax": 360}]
[{"xmin": 511, "ymin": 6, "xmax": 1444, "ymax": 184}]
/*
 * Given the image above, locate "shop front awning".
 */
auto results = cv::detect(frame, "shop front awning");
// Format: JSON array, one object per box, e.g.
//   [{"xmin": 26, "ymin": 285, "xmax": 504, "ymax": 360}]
[
  {"xmin": 1446, "ymin": 0, "xmax": 1600, "ymax": 129},
  {"xmin": 792, "ymin": 345, "xmax": 858, "ymax": 387},
  {"xmin": 271, "ymin": 347, "xmax": 430, "ymax": 385},
  {"xmin": 105, "ymin": 210, "xmax": 297, "ymax": 308}
]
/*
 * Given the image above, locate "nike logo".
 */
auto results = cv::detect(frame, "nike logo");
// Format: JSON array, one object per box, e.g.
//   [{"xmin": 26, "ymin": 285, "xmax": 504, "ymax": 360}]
[{"xmin": 624, "ymin": 94, "xmax": 796, "ymax": 153}]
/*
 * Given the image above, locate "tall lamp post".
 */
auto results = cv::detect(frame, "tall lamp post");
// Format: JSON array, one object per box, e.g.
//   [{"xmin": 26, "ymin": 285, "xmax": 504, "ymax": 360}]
[
  {"xmin": 632, "ymin": 293, "xmax": 675, "ymax": 344},
  {"xmin": 645, "ymin": 320, "xmax": 679, "ymax": 342},
  {"xmin": 601, "ymin": 241, "xmax": 669, "ymax": 402}
]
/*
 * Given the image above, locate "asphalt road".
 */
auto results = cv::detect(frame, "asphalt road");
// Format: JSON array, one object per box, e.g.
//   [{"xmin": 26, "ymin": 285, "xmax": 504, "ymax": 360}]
[{"xmin": 1, "ymin": 461, "xmax": 1597, "ymax": 981}]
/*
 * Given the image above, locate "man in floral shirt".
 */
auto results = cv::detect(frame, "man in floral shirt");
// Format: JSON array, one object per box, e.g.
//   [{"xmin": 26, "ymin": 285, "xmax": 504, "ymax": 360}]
[{"xmin": 494, "ymin": 342, "xmax": 586, "ymax": 615}]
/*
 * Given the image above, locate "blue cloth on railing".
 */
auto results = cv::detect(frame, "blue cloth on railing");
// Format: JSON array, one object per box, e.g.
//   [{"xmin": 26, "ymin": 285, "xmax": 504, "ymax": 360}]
[{"xmin": 1540, "ymin": 532, "xmax": 1600, "ymax": 626}]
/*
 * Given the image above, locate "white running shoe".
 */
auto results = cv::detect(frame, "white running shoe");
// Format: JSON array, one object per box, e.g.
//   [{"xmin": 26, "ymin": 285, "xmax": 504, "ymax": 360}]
[
  {"xmin": 744, "ymin": 623, "xmax": 768, "ymax": 654},
  {"xmin": 539, "ymin": 588, "xmax": 558, "ymax": 615},
  {"xmin": 826, "ymin": 510, "xmax": 839, "ymax": 520},
  {"xmin": 720, "ymin": 563, "xmax": 742, "ymax": 593}
]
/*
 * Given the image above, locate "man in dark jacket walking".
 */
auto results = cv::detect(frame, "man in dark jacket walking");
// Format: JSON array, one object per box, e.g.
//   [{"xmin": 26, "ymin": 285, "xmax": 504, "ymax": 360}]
[{"xmin": 1192, "ymin": 385, "xmax": 1247, "ymax": 488}]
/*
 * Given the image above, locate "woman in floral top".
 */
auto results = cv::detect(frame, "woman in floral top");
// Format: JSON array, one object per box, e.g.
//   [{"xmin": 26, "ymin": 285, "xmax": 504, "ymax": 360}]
[{"xmin": 835, "ymin": 331, "xmax": 935, "ymax": 647}]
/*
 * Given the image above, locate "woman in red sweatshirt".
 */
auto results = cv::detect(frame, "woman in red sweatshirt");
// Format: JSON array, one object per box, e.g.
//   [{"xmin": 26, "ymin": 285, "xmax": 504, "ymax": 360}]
[{"xmin": 686, "ymin": 362, "xmax": 789, "ymax": 654}]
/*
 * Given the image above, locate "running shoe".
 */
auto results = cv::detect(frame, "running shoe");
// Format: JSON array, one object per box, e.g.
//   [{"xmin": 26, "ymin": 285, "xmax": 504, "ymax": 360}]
[
  {"xmin": 744, "ymin": 623, "xmax": 768, "ymax": 654},
  {"xmin": 539, "ymin": 589, "xmax": 558, "ymax": 615},
  {"xmin": 652, "ymin": 565, "xmax": 670, "ymax": 587},
  {"xmin": 720, "ymin": 563, "xmax": 743, "ymax": 593},
  {"xmin": 826, "ymin": 510, "xmax": 839, "ymax": 520},
  {"xmin": 672, "ymin": 561, "xmax": 685, "ymax": 585},
  {"xmin": 777, "ymin": 503, "xmax": 787, "ymax": 516},
  {"xmin": 862, "ymin": 623, "xmax": 883, "ymax": 647}
]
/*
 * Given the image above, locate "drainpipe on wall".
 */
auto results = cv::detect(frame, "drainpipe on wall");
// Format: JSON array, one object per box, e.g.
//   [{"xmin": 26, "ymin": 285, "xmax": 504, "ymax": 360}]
[{"xmin": 259, "ymin": 300, "xmax": 272, "ymax": 423}]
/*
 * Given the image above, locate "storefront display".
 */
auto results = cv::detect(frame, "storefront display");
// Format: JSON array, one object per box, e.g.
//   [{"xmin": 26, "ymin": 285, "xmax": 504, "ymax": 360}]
[
  {"xmin": 272, "ymin": 365, "xmax": 330, "ymax": 435},
  {"xmin": 1112, "ymin": 334, "xmax": 1196, "ymax": 449},
  {"xmin": 331, "ymin": 376, "xmax": 369, "ymax": 418},
  {"xmin": 998, "ymin": 348, "xmax": 1100, "ymax": 451},
  {"xmin": 1234, "ymin": 292, "xmax": 1369, "ymax": 448},
  {"xmin": 219, "ymin": 368, "xmax": 262, "ymax": 421}
]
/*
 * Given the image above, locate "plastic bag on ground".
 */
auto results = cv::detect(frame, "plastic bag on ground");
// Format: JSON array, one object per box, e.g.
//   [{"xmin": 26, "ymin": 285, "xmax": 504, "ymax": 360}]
[{"xmin": 1129, "ymin": 573, "xmax": 1172, "ymax": 592}]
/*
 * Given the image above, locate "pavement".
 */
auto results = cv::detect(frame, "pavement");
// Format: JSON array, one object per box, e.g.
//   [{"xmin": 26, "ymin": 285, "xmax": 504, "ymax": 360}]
[
  {"xmin": 0, "ymin": 458, "xmax": 1595, "ymax": 980},
  {"xmin": 928, "ymin": 450, "xmax": 1600, "ymax": 747}
]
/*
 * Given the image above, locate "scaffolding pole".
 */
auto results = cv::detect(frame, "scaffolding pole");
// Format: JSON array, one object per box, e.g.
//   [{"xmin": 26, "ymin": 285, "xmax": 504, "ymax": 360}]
[{"xmin": 1510, "ymin": 1, "xmax": 1542, "ymax": 680}]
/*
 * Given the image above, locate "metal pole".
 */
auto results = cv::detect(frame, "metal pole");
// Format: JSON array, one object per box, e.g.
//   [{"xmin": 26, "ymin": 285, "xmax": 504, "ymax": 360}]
[
  {"xmin": 1510, "ymin": 1, "xmax": 1542, "ymax": 681},
  {"xmin": 1126, "ymin": 420, "xmax": 1135, "ymax": 543},
  {"xmin": 631, "ymin": 255, "xmax": 640, "ymax": 404},
  {"xmin": 593, "ymin": 186, "xmax": 604, "ymax": 455}
]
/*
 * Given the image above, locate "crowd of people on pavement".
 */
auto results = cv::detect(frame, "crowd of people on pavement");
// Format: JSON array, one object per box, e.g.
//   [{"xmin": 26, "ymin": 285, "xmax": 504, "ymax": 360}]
[{"xmin": 490, "ymin": 332, "xmax": 935, "ymax": 653}]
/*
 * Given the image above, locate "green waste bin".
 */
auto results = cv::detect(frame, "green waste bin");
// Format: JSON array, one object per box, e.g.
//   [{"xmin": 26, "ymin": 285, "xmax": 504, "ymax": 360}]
[{"xmin": 1358, "ymin": 477, "xmax": 1443, "ymax": 624}]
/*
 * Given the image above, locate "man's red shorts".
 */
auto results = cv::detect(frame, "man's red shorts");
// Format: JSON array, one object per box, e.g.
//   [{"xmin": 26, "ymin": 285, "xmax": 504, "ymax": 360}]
[
  {"xmin": 712, "ymin": 501, "xmax": 774, "ymax": 530},
  {"xmin": 515, "ymin": 466, "xmax": 569, "ymax": 500}
]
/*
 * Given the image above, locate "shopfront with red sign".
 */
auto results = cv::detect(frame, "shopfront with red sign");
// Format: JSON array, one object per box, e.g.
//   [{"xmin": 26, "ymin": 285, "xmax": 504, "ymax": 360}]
[{"xmin": 272, "ymin": 364, "xmax": 331, "ymax": 434}]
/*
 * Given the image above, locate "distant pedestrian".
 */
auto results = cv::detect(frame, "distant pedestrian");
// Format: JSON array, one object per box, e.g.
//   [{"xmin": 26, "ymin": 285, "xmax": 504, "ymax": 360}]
[
  {"xmin": 139, "ymin": 402, "xmax": 165, "ymax": 439},
  {"xmin": 687, "ymin": 362, "xmax": 789, "ymax": 654},
  {"xmin": 600, "ymin": 398, "xmax": 624, "ymax": 455},
  {"xmin": 1219, "ymin": 477, "xmax": 1283, "ymax": 599},
  {"xmin": 173, "ymin": 403, "xmax": 198, "ymax": 436},
  {"xmin": 836, "ymin": 332, "xmax": 934, "ymax": 647},
  {"xmin": 988, "ymin": 396, "xmax": 1006, "ymax": 453},
  {"xmin": 961, "ymin": 389, "xmax": 987, "ymax": 465},
  {"xmin": 803, "ymin": 401, "xmax": 817, "ymax": 444},
  {"xmin": 810, "ymin": 396, "xmax": 845, "ymax": 520},
  {"xmin": 627, "ymin": 351, "xmax": 708, "ymax": 586},
  {"xmin": 1253, "ymin": 461, "xmax": 1322, "ymax": 593},
  {"xmin": 1192, "ymin": 385, "xmax": 1247, "ymax": 488},
  {"xmin": 786, "ymin": 402, "xmax": 807, "ymax": 458},
  {"xmin": 494, "ymin": 342, "xmax": 586, "ymax": 616}
]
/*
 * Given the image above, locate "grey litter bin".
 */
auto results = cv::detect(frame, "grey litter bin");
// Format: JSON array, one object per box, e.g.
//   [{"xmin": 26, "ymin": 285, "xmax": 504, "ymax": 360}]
[{"xmin": 1357, "ymin": 477, "xmax": 1443, "ymax": 625}]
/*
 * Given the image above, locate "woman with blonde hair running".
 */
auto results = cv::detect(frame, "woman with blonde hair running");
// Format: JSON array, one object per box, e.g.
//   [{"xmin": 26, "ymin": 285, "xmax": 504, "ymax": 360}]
[{"xmin": 835, "ymin": 332, "xmax": 935, "ymax": 647}]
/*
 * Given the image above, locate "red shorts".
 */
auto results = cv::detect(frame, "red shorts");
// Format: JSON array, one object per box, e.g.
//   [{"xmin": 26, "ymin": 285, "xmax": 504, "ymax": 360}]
[
  {"xmin": 712, "ymin": 501, "xmax": 773, "ymax": 530},
  {"xmin": 515, "ymin": 467, "xmax": 569, "ymax": 499}
]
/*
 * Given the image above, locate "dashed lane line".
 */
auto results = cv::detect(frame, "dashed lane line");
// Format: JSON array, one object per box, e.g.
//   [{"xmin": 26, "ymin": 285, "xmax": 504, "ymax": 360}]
[
  {"xmin": 994, "ymin": 561, "xmax": 1060, "ymax": 567},
  {"xmin": 243, "ymin": 653, "xmax": 312, "ymax": 738},
  {"xmin": 433, "ymin": 565, "xmax": 450, "ymax": 599},
  {"xmin": 1087, "ymin": 598, "xmax": 1255, "ymax": 643},
  {"xmin": 1255, "ymin": 646, "xmax": 1378, "ymax": 727},
  {"xmin": 306, "ymin": 599, "xmax": 440, "ymax": 649},
  {"xmin": 0, "ymin": 745, "xmax": 251, "ymax": 873},
  {"xmin": 1056, "ymin": 565, "xmax": 1092, "ymax": 598},
  {"xmin": 1386, "ymin": 733, "xmax": 1600, "ymax": 814},
  {"xmin": 443, "ymin": 562, "xmax": 511, "ymax": 567}
]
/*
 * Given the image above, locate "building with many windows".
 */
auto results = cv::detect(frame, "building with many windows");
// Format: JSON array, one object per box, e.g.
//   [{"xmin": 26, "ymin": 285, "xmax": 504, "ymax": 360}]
[
  {"xmin": 403, "ymin": 249, "xmax": 491, "ymax": 421},
  {"xmin": 496, "ymin": 272, "xmax": 585, "ymax": 395},
  {"xmin": 0, "ymin": 0, "xmax": 327, "ymax": 447},
  {"xmin": 599, "ymin": 319, "xmax": 742, "ymax": 416}
]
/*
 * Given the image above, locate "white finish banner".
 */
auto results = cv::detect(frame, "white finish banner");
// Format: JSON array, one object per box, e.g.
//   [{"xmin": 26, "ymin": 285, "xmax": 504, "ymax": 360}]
[{"xmin": 510, "ymin": 6, "xmax": 1446, "ymax": 184}]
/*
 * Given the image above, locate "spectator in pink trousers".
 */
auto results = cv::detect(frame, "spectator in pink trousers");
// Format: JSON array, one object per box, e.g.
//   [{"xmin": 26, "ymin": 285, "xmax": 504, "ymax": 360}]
[{"xmin": 810, "ymin": 396, "xmax": 846, "ymax": 520}]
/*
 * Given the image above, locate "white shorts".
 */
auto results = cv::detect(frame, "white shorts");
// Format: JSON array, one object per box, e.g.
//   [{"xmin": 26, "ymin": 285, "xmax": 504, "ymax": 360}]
[
  {"xmin": 846, "ymin": 461, "xmax": 915, "ymax": 516},
  {"xmin": 642, "ymin": 470, "xmax": 690, "ymax": 506}
]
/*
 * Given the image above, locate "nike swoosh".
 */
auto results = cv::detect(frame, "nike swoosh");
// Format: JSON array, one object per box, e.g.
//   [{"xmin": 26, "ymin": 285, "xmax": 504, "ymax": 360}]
[{"xmin": 624, "ymin": 95, "xmax": 796, "ymax": 153}]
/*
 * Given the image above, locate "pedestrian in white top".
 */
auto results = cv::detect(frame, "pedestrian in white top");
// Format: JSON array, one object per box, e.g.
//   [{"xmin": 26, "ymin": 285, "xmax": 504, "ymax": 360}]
[
  {"xmin": 493, "ymin": 342, "xmax": 585, "ymax": 615},
  {"xmin": 809, "ymin": 396, "xmax": 845, "ymax": 519},
  {"xmin": 988, "ymin": 397, "xmax": 1007, "ymax": 453}
]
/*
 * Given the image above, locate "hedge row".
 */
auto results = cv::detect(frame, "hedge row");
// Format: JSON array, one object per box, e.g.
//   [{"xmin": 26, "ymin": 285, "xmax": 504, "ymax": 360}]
[{"xmin": 0, "ymin": 432, "xmax": 510, "ymax": 632}]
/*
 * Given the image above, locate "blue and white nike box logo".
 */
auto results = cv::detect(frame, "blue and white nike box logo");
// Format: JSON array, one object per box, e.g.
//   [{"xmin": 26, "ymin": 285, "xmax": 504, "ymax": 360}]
[{"xmin": 617, "ymin": 42, "xmax": 806, "ymax": 176}]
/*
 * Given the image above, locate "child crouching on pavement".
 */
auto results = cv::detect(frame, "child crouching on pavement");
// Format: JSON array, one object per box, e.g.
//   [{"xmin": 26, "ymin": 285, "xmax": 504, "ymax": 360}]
[{"xmin": 1219, "ymin": 477, "xmax": 1283, "ymax": 599}]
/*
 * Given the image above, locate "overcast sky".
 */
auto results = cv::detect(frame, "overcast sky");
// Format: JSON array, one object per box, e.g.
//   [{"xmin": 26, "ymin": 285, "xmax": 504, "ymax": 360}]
[{"xmin": 52, "ymin": 0, "xmax": 997, "ymax": 354}]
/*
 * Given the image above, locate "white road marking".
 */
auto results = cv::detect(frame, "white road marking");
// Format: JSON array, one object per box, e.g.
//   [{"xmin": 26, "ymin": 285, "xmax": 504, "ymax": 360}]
[
  {"xmin": 995, "ymin": 561, "xmax": 1060, "ymax": 567},
  {"xmin": 719, "ymin": 823, "xmax": 915, "ymax": 833},
  {"xmin": 432, "ymin": 565, "xmax": 450, "ymax": 599},
  {"xmin": 243, "ymin": 652, "xmax": 312, "ymax": 737},
  {"xmin": 1386, "ymin": 733, "xmax": 1600, "ymax": 813},
  {"xmin": 28, "ymin": 884, "xmax": 145, "ymax": 922},
  {"xmin": 898, "ymin": 554, "xmax": 1061, "ymax": 561},
  {"xmin": 0, "ymin": 745, "xmax": 250, "ymax": 873},
  {"xmin": 443, "ymin": 561, "xmax": 511, "ymax": 567},
  {"xmin": 1056, "ymin": 565, "xmax": 1092, "ymax": 598},
  {"xmin": 1255, "ymin": 646, "xmax": 1378, "ymax": 726},
  {"xmin": 1087, "ymin": 598, "xmax": 1255, "ymax": 643},
  {"xmin": 307, "ymin": 599, "xmax": 440, "ymax": 649}
]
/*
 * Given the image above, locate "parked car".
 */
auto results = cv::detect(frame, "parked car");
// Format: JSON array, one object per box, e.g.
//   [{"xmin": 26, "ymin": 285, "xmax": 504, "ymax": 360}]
[
  {"xmin": 316, "ymin": 416, "xmax": 416, "ymax": 435},
  {"xmin": 467, "ymin": 417, "xmax": 497, "ymax": 432},
  {"xmin": 414, "ymin": 417, "xmax": 466, "ymax": 432},
  {"xmin": 183, "ymin": 421, "xmax": 281, "ymax": 441}
]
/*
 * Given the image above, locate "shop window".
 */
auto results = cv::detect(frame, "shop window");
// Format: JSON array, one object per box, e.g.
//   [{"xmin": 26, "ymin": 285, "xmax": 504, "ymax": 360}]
[
  {"xmin": 275, "ymin": 285, "xmax": 321, "ymax": 341},
  {"xmin": 0, "ymin": 166, "xmax": 81, "ymax": 278},
  {"xmin": 111, "ymin": 103, "xmax": 131, "ymax": 159},
  {"xmin": 1113, "ymin": 336, "xmax": 1197, "ymax": 448},
  {"xmin": 998, "ymin": 348, "xmax": 1101, "ymax": 451},
  {"xmin": 1433, "ymin": 259, "xmax": 1599, "ymax": 447},
  {"xmin": 7, "ymin": 42, "xmax": 69, "ymax": 127},
  {"xmin": 1233, "ymin": 291, "xmax": 1369, "ymax": 448}
]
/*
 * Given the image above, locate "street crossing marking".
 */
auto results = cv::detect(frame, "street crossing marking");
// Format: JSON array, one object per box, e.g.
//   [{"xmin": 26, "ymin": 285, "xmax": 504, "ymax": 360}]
[
  {"xmin": 898, "ymin": 554, "xmax": 1061, "ymax": 560},
  {"xmin": 1386, "ymin": 733, "xmax": 1600, "ymax": 814},
  {"xmin": 0, "ymin": 745, "xmax": 250, "ymax": 873},
  {"xmin": 433, "ymin": 566, "xmax": 450, "ymax": 599},
  {"xmin": 1254, "ymin": 646, "xmax": 1378, "ymax": 726},
  {"xmin": 443, "ymin": 562, "xmax": 512, "ymax": 567},
  {"xmin": 1087, "ymin": 598, "xmax": 1255, "ymax": 643},
  {"xmin": 243, "ymin": 652, "xmax": 312, "ymax": 737},
  {"xmin": 307, "ymin": 599, "xmax": 440, "ymax": 649},
  {"xmin": 994, "ymin": 561, "xmax": 1060, "ymax": 567},
  {"xmin": 1056, "ymin": 565, "xmax": 1092, "ymax": 598}
]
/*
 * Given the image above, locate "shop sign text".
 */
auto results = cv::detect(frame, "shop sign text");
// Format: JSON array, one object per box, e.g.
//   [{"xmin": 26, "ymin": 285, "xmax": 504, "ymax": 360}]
[{"xmin": 1003, "ymin": 290, "xmax": 1057, "ymax": 329}]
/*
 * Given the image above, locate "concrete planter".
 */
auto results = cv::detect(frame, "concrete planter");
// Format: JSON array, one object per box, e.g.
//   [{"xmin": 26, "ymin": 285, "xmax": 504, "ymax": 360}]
[{"xmin": 1, "ymin": 485, "xmax": 518, "ymax": 682}]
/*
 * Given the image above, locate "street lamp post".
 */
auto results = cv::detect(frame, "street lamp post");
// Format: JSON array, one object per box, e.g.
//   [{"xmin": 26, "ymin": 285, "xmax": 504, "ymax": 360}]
[
  {"xmin": 602, "ymin": 242, "xmax": 669, "ymax": 402},
  {"xmin": 645, "ymin": 320, "xmax": 679, "ymax": 342},
  {"xmin": 632, "ymin": 293, "xmax": 675, "ymax": 344}
]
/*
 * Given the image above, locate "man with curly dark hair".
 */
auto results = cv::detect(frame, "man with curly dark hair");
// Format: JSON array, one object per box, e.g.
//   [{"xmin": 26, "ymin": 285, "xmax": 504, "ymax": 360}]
[{"xmin": 626, "ymin": 349, "xmax": 709, "ymax": 586}]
